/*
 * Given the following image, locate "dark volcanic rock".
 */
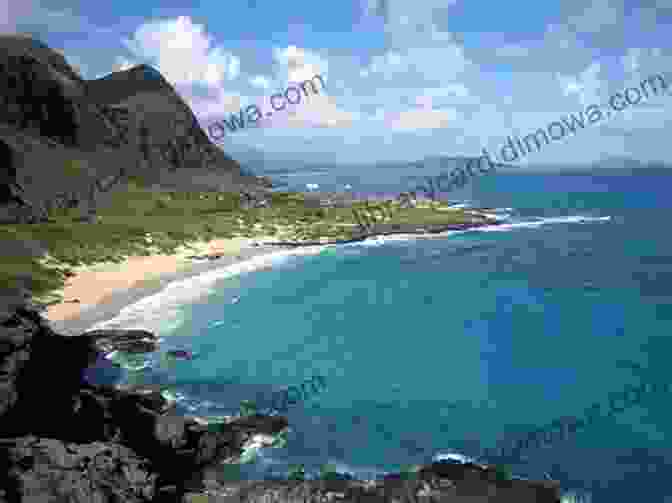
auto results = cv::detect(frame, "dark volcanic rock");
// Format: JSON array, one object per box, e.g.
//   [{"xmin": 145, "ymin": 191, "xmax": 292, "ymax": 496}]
[
  {"xmin": 0, "ymin": 436, "xmax": 158, "ymax": 503},
  {"xmin": 0, "ymin": 306, "xmax": 291, "ymax": 501},
  {"xmin": 201, "ymin": 463, "xmax": 562, "ymax": 503},
  {"xmin": 80, "ymin": 328, "xmax": 158, "ymax": 355}
]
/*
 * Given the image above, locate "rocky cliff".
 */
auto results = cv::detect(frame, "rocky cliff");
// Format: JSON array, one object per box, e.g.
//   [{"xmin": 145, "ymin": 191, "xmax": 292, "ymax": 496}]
[{"xmin": 0, "ymin": 34, "xmax": 268, "ymax": 224}]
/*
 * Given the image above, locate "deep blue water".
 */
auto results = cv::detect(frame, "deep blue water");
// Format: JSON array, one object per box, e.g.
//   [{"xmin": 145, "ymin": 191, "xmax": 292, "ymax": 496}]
[{"xmin": 88, "ymin": 166, "xmax": 672, "ymax": 502}]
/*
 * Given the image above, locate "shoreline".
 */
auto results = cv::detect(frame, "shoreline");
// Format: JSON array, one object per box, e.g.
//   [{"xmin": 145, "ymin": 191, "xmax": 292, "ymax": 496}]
[
  {"xmin": 44, "ymin": 237, "xmax": 291, "ymax": 336},
  {"xmin": 43, "ymin": 217, "xmax": 503, "ymax": 337}
]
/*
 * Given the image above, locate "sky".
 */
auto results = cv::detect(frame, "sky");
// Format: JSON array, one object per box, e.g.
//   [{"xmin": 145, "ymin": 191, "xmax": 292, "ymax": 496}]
[{"xmin": 2, "ymin": 0, "xmax": 672, "ymax": 165}]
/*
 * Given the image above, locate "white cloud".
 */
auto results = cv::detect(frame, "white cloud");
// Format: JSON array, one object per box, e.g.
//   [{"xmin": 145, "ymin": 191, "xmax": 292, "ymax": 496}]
[
  {"xmin": 252, "ymin": 45, "xmax": 355, "ymax": 130},
  {"xmin": 362, "ymin": 44, "xmax": 470, "ymax": 84},
  {"xmin": 272, "ymin": 45, "xmax": 329, "ymax": 84},
  {"xmin": 249, "ymin": 75, "xmax": 272, "ymax": 90},
  {"xmin": 122, "ymin": 16, "xmax": 240, "ymax": 88},
  {"xmin": 387, "ymin": 107, "xmax": 458, "ymax": 131}
]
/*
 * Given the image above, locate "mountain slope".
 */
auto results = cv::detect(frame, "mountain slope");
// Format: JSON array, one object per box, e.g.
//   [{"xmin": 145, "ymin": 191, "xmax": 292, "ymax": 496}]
[{"xmin": 0, "ymin": 35, "xmax": 267, "ymax": 224}]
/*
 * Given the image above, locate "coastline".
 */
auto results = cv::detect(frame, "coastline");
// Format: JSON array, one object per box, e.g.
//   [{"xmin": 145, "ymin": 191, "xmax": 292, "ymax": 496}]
[
  {"xmin": 43, "ymin": 214, "xmax": 507, "ymax": 337},
  {"xmin": 42, "ymin": 216, "xmax": 504, "ymax": 337},
  {"xmin": 44, "ymin": 236, "xmax": 289, "ymax": 336}
]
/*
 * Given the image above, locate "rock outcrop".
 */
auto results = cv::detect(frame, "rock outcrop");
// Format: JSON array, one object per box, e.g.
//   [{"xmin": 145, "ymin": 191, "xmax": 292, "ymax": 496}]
[
  {"xmin": 0, "ymin": 306, "xmax": 290, "ymax": 502},
  {"xmin": 0, "ymin": 34, "xmax": 266, "ymax": 224}
]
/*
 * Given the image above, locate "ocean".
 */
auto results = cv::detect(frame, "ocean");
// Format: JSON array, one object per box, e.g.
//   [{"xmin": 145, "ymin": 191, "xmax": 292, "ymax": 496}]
[{"xmin": 84, "ymin": 164, "xmax": 672, "ymax": 503}]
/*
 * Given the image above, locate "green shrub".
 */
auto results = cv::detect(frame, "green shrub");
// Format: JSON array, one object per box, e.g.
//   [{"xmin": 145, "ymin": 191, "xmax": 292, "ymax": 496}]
[
  {"xmin": 492, "ymin": 464, "xmax": 513, "ymax": 482},
  {"xmin": 318, "ymin": 463, "xmax": 339, "ymax": 480},
  {"xmin": 287, "ymin": 464, "xmax": 306, "ymax": 481},
  {"xmin": 239, "ymin": 400, "xmax": 258, "ymax": 417}
]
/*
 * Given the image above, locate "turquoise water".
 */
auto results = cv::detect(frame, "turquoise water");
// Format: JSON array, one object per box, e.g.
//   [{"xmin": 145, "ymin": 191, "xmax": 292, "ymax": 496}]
[{"xmin": 90, "ymin": 168, "xmax": 672, "ymax": 502}]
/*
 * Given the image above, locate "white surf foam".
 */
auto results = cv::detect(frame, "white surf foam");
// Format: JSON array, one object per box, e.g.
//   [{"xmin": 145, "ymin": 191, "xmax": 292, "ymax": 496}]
[
  {"xmin": 478, "ymin": 215, "xmax": 611, "ymax": 233},
  {"xmin": 340, "ymin": 214, "xmax": 611, "ymax": 248},
  {"xmin": 85, "ymin": 245, "xmax": 327, "ymax": 334}
]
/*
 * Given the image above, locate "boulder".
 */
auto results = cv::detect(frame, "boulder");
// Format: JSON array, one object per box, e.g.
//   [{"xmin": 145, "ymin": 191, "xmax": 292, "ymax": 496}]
[{"xmin": 80, "ymin": 328, "xmax": 158, "ymax": 355}]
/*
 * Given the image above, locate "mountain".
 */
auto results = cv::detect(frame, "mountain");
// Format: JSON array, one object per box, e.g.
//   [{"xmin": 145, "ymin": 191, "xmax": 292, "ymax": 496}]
[{"xmin": 0, "ymin": 35, "xmax": 268, "ymax": 224}]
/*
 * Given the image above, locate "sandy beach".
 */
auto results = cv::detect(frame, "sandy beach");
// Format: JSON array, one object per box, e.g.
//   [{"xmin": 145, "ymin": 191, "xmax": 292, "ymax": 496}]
[{"xmin": 44, "ymin": 235, "xmax": 284, "ymax": 336}]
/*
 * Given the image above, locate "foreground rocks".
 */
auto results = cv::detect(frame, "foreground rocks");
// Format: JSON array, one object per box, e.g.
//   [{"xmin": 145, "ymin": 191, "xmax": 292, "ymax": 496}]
[
  {"xmin": 0, "ymin": 306, "xmax": 288, "ymax": 502},
  {"xmin": 0, "ymin": 304, "xmax": 562, "ymax": 502}
]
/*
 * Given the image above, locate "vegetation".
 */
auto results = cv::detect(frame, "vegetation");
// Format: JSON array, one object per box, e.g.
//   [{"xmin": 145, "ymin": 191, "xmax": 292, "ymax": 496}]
[
  {"xmin": 0, "ymin": 179, "xmax": 487, "ymax": 304},
  {"xmin": 318, "ymin": 463, "xmax": 341, "ymax": 481},
  {"xmin": 287, "ymin": 464, "xmax": 306, "ymax": 481},
  {"xmin": 239, "ymin": 399, "xmax": 258, "ymax": 417},
  {"xmin": 491, "ymin": 463, "xmax": 514, "ymax": 482}
]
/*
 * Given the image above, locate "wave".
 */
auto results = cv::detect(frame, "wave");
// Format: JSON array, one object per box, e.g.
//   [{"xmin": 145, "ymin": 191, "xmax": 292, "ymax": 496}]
[
  {"xmin": 480, "ymin": 215, "xmax": 611, "ymax": 232},
  {"xmin": 339, "ymin": 214, "xmax": 611, "ymax": 248},
  {"xmin": 86, "ymin": 245, "xmax": 327, "ymax": 335}
]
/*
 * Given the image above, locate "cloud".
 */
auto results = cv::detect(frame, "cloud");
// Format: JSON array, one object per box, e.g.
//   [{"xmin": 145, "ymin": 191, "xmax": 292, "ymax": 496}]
[
  {"xmin": 272, "ymin": 45, "xmax": 329, "ymax": 84},
  {"xmin": 362, "ymin": 45, "xmax": 470, "ymax": 85},
  {"xmin": 122, "ymin": 16, "xmax": 240, "ymax": 88},
  {"xmin": 246, "ymin": 45, "xmax": 357, "ymax": 130},
  {"xmin": 362, "ymin": 0, "xmax": 459, "ymax": 48},
  {"xmin": 114, "ymin": 15, "xmax": 250, "ymax": 126},
  {"xmin": 249, "ymin": 75, "xmax": 272, "ymax": 90},
  {"xmin": 387, "ymin": 107, "xmax": 458, "ymax": 131},
  {"xmin": 35, "ymin": 1, "xmax": 669, "ymax": 163},
  {"xmin": 281, "ymin": 84, "xmax": 358, "ymax": 130}
]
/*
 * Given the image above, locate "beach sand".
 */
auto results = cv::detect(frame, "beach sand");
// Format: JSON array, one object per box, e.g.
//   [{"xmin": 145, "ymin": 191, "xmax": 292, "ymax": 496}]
[{"xmin": 44, "ymin": 236, "xmax": 284, "ymax": 336}]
